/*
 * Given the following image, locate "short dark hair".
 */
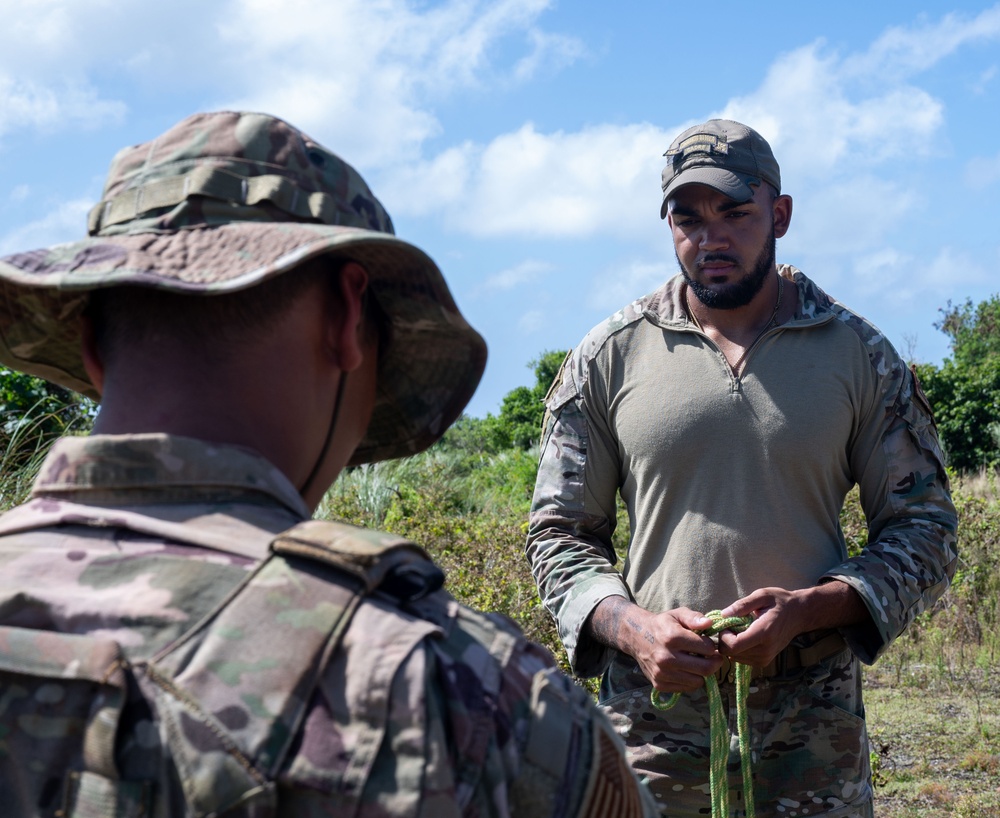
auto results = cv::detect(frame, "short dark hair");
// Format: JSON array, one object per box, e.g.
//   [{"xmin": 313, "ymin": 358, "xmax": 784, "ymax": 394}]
[{"xmin": 87, "ymin": 256, "xmax": 356, "ymax": 366}]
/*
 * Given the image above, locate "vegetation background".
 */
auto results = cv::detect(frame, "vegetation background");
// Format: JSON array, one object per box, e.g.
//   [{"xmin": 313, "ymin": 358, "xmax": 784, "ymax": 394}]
[{"xmin": 2, "ymin": 295, "xmax": 999, "ymax": 816}]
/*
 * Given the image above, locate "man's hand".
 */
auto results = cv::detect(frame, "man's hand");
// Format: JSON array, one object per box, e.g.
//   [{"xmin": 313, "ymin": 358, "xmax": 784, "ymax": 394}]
[
  {"xmin": 716, "ymin": 581, "xmax": 868, "ymax": 668},
  {"xmin": 712, "ymin": 587, "xmax": 801, "ymax": 668},
  {"xmin": 588, "ymin": 598, "xmax": 724, "ymax": 693}
]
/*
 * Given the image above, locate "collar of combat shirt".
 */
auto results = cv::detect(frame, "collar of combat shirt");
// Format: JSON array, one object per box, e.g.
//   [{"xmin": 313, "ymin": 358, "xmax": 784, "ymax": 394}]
[
  {"xmin": 640, "ymin": 264, "xmax": 838, "ymax": 331},
  {"xmin": 0, "ymin": 433, "xmax": 310, "ymax": 560}
]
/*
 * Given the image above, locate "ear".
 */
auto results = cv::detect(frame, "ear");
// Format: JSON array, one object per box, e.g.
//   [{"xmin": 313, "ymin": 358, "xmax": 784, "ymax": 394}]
[
  {"xmin": 772, "ymin": 194, "xmax": 793, "ymax": 239},
  {"xmin": 80, "ymin": 312, "xmax": 105, "ymax": 397},
  {"xmin": 327, "ymin": 260, "xmax": 370, "ymax": 373}
]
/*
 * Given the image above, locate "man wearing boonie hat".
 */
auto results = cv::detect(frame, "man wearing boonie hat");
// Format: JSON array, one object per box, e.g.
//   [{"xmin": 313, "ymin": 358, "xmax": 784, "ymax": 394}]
[
  {"xmin": 528, "ymin": 119, "xmax": 957, "ymax": 817},
  {"xmin": 0, "ymin": 111, "xmax": 659, "ymax": 817}
]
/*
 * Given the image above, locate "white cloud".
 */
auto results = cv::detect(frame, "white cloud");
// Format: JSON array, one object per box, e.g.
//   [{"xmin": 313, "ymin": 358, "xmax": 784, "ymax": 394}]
[
  {"xmin": 380, "ymin": 143, "xmax": 476, "ymax": 217},
  {"xmin": 783, "ymin": 175, "xmax": 919, "ymax": 261},
  {"xmin": 216, "ymin": 0, "xmax": 582, "ymax": 167},
  {"xmin": 912, "ymin": 247, "xmax": 994, "ymax": 294},
  {"xmin": 0, "ymin": 0, "xmax": 235, "ymax": 82},
  {"xmin": 0, "ymin": 74, "xmax": 126, "ymax": 137},
  {"xmin": 484, "ymin": 122, "xmax": 660, "ymax": 238},
  {"xmin": 0, "ymin": 198, "xmax": 93, "ymax": 255},
  {"xmin": 0, "ymin": 0, "xmax": 580, "ymax": 166},
  {"xmin": 518, "ymin": 309, "xmax": 546, "ymax": 334},
  {"xmin": 386, "ymin": 6, "xmax": 999, "ymax": 243},
  {"xmin": 386, "ymin": 121, "xmax": 669, "ymax": 238},
  {"xmin": 844, "ymin": 5, "xmax": 1000, "ymax": 82},
  {"xmin": 973, "ymin": 64, "xmax": 998, "ymax": 94},
  {"xmin": 965, "ymin": 151, "xmax": 1000, "ymax": 189},
  {"xmin": 424, "ymin": 0, "xmax": 562, "ymax": 89},
  {"xmin": 0, "ymin": 0, "xmax": 206, "ymax": 139},
  {"xmin": 720, "ymin": 5, "xmax": 1000, "ymax": 189},
  {"xmin": 849, "ymin": 247, "xmax": 913, "ymax": 299},
  {"xmin": 511, "ymin": 27, "xmax": 588, "ymax": 83},
  {"xmin": 848, "ymin": 245, "xmax": 991, "ymax": 308},
  {"xmin": 588, "ymin": 258, "xmax": 674, "ymax": 311},
  {"xmin": 719, "ymin": 44, "xmax": 943, "ymax": 186},
  {"xmin": 0, "ymin": 0, "xmax": 82, "ymax": 71},
  {"xmin": 1, "ymin": 0, "xmax": 994, "ymax": 264},
  {"xmin": 479, "ymin": 259, "xmax": 554, "ymax": 295}
]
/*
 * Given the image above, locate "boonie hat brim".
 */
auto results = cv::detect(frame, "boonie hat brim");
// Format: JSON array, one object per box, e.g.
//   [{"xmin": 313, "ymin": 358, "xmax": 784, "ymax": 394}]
[{"xmin": 0, "ymin": 221, "xmax": 486, "ymax": 466}]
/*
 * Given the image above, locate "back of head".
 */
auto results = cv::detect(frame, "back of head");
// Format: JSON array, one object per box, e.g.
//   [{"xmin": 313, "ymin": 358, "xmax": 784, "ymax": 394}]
[
  {"xmin": 0, "ymin": 111, "xmax": 487, "ymax": 465},
  {"xmin": 86, "ymin": 256, "xmax": 343, "ymax": 370}
]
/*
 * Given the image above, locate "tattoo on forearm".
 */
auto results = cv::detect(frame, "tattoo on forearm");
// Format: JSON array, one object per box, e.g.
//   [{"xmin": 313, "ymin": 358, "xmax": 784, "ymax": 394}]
[
  {"xmin": 588, "ymin": 612, "xmax": 616, "ymax": 646},
  {"xmin": 626, "ymin": 616, "xmax": 655, "ymax": 644},
  {"xmin": 588, "ymin": 597, "xmax": 626, "ymax": 646},
  {"xmin": 589, "ymin": 597, "xmax": 653, "ymax": 650}
]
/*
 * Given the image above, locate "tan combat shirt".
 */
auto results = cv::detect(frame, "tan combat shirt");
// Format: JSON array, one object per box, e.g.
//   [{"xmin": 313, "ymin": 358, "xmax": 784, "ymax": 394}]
[{"xmin": 528, "ymin": 266, "xmax": 958, "ymax": 681}]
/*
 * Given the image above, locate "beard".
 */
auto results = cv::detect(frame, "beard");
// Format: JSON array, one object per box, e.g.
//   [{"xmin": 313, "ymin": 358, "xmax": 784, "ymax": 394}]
[{"xmin": 680, "ymin": 230, "xmax": 776, "ymax": 310}]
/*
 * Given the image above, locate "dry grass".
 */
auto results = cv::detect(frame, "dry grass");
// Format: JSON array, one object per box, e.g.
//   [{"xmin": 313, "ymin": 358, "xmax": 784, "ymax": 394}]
[
  {"xmin": 951, "ymin": 466, "xmax": 1000, "ymax": 503},
  {"xmin": 865, "ymin": 650, "xmax": 1000, "ymax": 817}
]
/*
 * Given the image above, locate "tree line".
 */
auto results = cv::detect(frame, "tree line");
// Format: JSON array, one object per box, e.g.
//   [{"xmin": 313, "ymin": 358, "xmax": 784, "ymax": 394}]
[{"xmin": 914, "ymin": 295, "xmax": 1000, "ymax": 472}]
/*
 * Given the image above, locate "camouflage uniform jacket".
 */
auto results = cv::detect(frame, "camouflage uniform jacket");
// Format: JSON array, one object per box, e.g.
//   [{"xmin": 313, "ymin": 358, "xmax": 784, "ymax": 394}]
[
  {"xmin": 527, "ymin": 265, "xmax": 958, "ymax": 682},
  {"xmin": 0, "ymin": 433, "xmax": 659, "ymax": 818}
]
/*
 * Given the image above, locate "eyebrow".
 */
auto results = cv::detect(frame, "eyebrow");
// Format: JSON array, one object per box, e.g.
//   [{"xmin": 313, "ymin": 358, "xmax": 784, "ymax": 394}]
[{"xmin": 669, "ymin": 197, "xmax": 754, "ymax": 218}]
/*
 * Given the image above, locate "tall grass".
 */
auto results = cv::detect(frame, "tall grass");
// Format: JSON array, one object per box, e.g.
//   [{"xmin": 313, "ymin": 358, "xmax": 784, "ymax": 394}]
[
  {"xmin": 321, "ymin": 443, "xmax": 559, "ymax": 654},
  {"xmin": 0, "ymin": 403, "xmax": 92, "ymax": 509}
]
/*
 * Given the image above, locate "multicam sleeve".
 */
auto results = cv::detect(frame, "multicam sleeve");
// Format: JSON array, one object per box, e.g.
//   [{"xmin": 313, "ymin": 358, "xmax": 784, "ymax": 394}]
[
  {"xmin": 822, "ymin": 350, "xmax": 959, "ymax": 664},
  {"xmin": 509, "ymin": 660, "xmax": 661, "ymax": 818},
  {"xmin": 526, "ymin": 348, "xmax": 631, "ymax": 678},
  {"xmin": 426, "ymin": 605, "xmax": 659, "ymax": 818},
  {"xmin": 486, "ymin": 641, "xmax": 659, "ymax": 818}
]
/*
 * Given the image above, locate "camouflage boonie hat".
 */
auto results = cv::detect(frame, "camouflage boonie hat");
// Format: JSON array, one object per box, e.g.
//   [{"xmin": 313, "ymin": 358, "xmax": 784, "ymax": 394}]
[
  {"xmin": 0, "ymin": 111, "xmax": 487, "ymax": 466},
  {"xmin": 660, "ymin": 119, "xmax": 781, "ymax": 218}
]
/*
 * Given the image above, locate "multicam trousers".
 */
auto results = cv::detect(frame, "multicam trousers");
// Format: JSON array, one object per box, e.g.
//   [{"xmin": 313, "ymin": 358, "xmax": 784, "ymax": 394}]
[{"xmin": 598, "ymin": 649, "xmax": 874, "ymax": 818}]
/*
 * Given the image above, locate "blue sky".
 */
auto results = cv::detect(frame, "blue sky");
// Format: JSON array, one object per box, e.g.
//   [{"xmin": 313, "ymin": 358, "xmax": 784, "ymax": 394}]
[{"xmin": 1, "ymin": 1, "xmax": 998, "ymax": 417}]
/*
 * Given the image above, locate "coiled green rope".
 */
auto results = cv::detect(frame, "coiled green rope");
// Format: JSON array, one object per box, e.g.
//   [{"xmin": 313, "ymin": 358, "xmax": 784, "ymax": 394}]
[{"xmin": 650, "ymin": 611, "xmax": 756, "ymax": 818}]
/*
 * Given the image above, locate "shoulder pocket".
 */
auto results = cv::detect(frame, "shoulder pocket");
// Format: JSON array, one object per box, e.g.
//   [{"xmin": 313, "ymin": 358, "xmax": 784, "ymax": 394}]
[
  {"xmin": 0, "ymin": 627, "xmax": 151, "ymax": 817},
  {"xmin": 540, "ymin": 352, "xmax": 584, "ymax": 452}
]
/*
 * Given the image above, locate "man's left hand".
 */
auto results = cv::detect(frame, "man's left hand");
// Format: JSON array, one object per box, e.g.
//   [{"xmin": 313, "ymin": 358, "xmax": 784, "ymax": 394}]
[{"xmin": 714, "ymin": 581, "xmax": 868, "ymax": 668}]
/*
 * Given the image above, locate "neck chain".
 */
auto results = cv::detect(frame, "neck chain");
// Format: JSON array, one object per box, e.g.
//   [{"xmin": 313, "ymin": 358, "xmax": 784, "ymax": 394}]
[{"xmin": 686, "ymin": 273, "xmax": 784, "ymax": 375}]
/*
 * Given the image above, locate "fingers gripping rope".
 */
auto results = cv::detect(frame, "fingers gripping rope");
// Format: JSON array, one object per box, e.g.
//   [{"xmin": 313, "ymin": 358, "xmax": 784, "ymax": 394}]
[{"xmin": 649, "ymin": 611, "xmax": 756, "ymax": 818}]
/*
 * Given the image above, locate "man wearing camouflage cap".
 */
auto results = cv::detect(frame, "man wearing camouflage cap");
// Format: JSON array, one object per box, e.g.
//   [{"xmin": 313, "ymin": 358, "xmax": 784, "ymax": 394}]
[
  {"xmin": 528, "ymin": 119, "xmax": 957, "ymax": 817},
  {"xmin": 0, "ymin": 111, "xmax": 659, "ymax": 817}
]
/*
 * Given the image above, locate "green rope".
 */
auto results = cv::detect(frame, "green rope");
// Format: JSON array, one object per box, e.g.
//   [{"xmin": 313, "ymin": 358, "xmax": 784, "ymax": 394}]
[{"xmin": 650, "ymin": 611, "xmax": 756, "ymax": 818}]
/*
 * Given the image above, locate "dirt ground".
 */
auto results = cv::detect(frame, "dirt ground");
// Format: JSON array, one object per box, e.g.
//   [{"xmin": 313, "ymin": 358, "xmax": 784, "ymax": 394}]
[{"xmin": 864, "ymin": 661, "xmax": 1000, "ymax": 817}]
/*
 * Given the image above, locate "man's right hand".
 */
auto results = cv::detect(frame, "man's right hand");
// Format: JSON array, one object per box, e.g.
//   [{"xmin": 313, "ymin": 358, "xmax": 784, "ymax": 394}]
[{"xmin": 587, "ymin": 597, "xmax": 725, "ymax": 693}]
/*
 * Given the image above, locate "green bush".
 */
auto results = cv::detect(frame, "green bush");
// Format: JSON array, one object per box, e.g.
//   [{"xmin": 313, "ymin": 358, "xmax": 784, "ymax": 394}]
[
  {"xmin": 917, "ymin": 358, "xmax": 1000, "ymax": 472},
  {"xmin": 321, "ymin": 447, "xmax": 564, "ymax": 665},
  {"xmin": 915, "ymin": 294, "xmax": 1000, "ymax": 471},
  {"xmin": 442, "ymin": 351, "xmax": 568, "ymax": 453},
  {"xmin": 0, "ymin": 368, "xmax": 95, "ymax": 509}
]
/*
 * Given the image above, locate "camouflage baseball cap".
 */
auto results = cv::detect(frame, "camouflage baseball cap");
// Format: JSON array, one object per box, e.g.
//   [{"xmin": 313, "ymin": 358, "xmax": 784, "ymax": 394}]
[
  {"xmin": 659, "ymin": 119, "xmax": 781, "ymax": 218},
  {"xmin": 0, "ymin": 111, "xmax": 487, "ymax": 466}
]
